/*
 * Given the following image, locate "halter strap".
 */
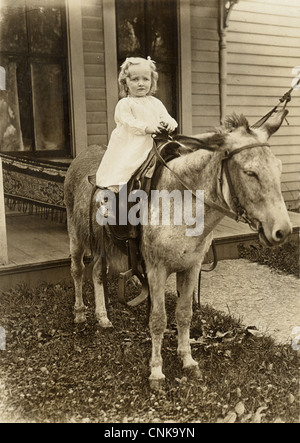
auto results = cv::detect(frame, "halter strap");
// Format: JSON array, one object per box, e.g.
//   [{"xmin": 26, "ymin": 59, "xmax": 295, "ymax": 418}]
[{"xmin": 223, "ymin": 142, "xmax": 270, "ymax": 160}]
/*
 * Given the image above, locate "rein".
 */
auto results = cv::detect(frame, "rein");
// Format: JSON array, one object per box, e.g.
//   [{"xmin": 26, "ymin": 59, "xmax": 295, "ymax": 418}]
[
  {"xmin": 252, "ymin": 77, "xmax": 300, "ymax": 129},
  {"xmin": 153, "ymin": 136, "xmax": 270, "ymax": 229}
]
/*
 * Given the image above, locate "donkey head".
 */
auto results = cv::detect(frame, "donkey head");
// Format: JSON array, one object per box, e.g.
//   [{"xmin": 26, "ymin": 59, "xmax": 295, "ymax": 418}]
[{"xmin": 218, "ymin": 109, "xmax": 292, "ymax": 246}]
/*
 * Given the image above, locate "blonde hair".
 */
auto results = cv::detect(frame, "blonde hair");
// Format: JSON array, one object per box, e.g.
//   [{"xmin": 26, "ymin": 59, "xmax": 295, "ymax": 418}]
[{"xmin": 118, "ymin": 57, "xmax": 158, "ymax": 98}]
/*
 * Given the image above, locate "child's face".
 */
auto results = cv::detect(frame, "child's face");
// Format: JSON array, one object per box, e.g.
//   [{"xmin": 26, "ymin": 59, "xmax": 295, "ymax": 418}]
[{"xmin": 126, "ymin": 64, "xmax": 152, "ymax": 97}]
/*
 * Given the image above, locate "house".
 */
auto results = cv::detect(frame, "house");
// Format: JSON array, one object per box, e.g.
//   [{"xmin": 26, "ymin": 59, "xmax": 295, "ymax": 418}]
[{"xmin": 0, "ymin": 0, "xmax": 299, "ymax": 290}]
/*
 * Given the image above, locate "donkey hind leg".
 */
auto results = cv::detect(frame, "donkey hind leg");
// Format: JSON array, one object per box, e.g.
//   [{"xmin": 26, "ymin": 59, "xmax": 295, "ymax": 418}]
[
  {"xmin": 176, "ymin": 267, "xmax": 202, "ymax": 378},
  {"xmin": 92, "ymin": 255, "xmax": 113, "ymax": 328},
  {"xmin": 148, "ymin": 266, "xmax": 168, "ymax": 390},
  {"xmin": 70, "ymin": 234, "xmax": 87, "ymax": 324}
]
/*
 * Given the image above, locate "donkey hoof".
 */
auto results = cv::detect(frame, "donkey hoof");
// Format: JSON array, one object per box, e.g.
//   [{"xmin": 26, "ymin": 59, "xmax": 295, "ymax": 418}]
[
  {"xmin": 74, "ymin": 307, "xmax": 87, "ymax": 324},
  {"xmin": 149, "ymin": 378, "xmax": 165, "ymax": 392},
  {"xmin": 149, "ymin": 366, "xmax": 166, "ymax": 391},
  {"xmin": 96, "ymin": 314, "xmax": 113, "ymax": 329},
  {"xmin": 183, "ymin": 365, "xmax": 203, "ymax": 380},
  {"xmin": 99, "ymin": 320, "xmax": 113, "ymax": 329}
]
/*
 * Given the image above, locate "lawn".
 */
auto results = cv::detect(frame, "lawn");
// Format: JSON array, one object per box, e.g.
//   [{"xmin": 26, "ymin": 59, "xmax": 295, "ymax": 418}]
[
  {"xmin": 238, "ymin": 240, "xmax": 299, "ymax": 278},
  {"xmin": 0, "ymin": 274, "xmax": 298, "ymax": 423}
]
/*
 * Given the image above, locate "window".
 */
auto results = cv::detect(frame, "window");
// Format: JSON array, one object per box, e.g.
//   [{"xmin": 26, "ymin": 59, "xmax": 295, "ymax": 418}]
[
  {"xmin": 0, "ymin": 0, "xmax": 70, "ymax": 156},
  {"xmin": 115, "ymin": 0, "xmax": 178, "ymax": 120}
]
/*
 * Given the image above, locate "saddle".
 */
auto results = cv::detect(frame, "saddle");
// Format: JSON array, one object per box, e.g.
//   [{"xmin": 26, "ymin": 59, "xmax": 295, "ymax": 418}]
[{"xmin": 89, "ymin": 134, "xmax": 187, "ymax": 306}]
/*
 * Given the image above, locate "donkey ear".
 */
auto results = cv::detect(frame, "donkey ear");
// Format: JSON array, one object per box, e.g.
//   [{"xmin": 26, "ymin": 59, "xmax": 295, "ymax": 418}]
[
  {"xmin": 260, "ymin": 109, "xmax": 288, "ymax": 138},
  {"xmin": 175, "ymin": 132, "xmax": 225, "ymax": 151},
  {"xmin": 193, "ymin": 132, "xmax": 225, "ymax": 147}
]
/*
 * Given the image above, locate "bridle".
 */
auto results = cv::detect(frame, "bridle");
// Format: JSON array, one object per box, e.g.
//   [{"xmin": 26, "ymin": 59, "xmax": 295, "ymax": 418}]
[
  {"xmin": 153, "ymin": 136, "xmax": 270, "ymax": 231},
  {"xmin": 220, "ymin": 142, "xmax": 270, "ymax": 228}
]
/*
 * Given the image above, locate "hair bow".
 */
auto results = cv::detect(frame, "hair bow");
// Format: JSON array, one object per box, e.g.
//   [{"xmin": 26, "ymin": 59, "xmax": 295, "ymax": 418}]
[{"xmin": 147, "ymin": 56, "xmax": 156, "ymax": 64}]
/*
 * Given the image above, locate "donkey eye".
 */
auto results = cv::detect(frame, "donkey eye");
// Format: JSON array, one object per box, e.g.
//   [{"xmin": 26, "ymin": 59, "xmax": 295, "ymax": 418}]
[{"xmin": 244, "ymin": 170, "xmax": 258, "ymax": 179}]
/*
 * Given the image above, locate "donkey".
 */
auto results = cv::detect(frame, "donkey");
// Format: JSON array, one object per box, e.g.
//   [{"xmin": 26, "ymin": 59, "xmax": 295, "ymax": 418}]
[{"xmin": 64, "ymin": 110, "xmax": 292, "ymax": 389}]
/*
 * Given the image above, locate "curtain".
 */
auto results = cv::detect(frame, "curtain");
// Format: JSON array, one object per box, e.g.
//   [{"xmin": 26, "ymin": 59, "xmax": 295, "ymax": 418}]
[{"xmin": 0, "ymin": 62, "xmax": 24, "ymax": 152}]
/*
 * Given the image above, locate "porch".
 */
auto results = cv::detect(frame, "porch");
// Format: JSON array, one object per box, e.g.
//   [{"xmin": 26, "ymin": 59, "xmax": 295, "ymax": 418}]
[{"xmin": 0, "ymin": 210, "xmax": 299, "ymax": 294}]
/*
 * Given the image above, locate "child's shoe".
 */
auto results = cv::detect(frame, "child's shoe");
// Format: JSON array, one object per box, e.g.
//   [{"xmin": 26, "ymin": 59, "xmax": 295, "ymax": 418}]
[{"xmin": 99, "ymin": 196, "xmax": 109, "ymax": 218}]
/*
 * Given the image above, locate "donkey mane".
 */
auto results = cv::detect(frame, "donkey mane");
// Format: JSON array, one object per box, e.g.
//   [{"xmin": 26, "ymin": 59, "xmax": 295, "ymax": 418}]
[{"xmin": 224, "ymin": 112, "xmax": 251, "ymax": 133}]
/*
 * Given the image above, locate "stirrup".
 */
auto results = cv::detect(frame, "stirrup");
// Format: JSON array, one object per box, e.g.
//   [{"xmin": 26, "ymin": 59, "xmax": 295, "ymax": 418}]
[{"xmin": 118, "ymin": 270, "xmax": 149, "ymax": 307}]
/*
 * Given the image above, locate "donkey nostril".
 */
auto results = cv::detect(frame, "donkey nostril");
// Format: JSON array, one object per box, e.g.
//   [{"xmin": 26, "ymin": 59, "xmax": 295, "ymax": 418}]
[
  {"xmin": 275, "ymin": 230, "xmax": 284, "ymax": 240},
  {"xmin": 272, "ymin": 221, "xmax": 292, "ymax": 244}
]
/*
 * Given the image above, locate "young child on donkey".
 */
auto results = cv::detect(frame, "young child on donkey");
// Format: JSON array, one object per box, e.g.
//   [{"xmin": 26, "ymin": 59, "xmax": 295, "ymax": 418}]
[{"xmin": 95, "ymin": 56, "xmax": 178, "ymax": 218}]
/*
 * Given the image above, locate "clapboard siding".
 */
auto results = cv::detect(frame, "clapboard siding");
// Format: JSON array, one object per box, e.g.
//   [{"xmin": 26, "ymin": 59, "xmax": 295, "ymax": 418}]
[
  {"xmin": 228, "ymin": 43, "xmax": 300, "ymax": 58},
  {"xmin": 81, "ymin": 0, "xmax": 108, "ymax": 147},
  {"xmin": 191, "ymin": 0, "xmax": 220, "ymax": 133},
  {"xmin": 227, "ymin": 0, "xmax": 300, "ymax": 210},
  {"xmin": 235, "ymin": 0, "xmax": 300, "ymax": 16},
  {"xmin": 228, "ymin": 30, "xmax": 299, "ymax": 47}
]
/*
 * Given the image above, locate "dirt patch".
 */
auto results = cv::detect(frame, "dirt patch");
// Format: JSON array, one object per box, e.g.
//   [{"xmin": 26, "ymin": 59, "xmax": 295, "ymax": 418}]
[{"xmin": 197, "ymin": 259, "xmax": 300, "ymax": 344}]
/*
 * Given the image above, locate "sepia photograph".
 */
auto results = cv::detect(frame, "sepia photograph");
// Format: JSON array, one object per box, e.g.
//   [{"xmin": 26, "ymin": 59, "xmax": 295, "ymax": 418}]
[{"xmin": 0, "ymin": 0, "xmax": 299, "ymax": 425}]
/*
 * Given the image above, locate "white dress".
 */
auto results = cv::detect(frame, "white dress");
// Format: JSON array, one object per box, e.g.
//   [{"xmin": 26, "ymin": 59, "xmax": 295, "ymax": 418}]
[{"xmin": 96, "ymin": 96, "xmax": 178, "ymax": 188}]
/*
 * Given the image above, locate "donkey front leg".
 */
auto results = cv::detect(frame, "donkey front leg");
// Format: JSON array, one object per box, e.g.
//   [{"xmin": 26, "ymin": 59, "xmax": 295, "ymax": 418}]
[
  {"xmin": 176, "ymin": 267, "xmax": 202, "ymax": 377},
  {"xmin": 92, "ymin": 255, "xmax": 113, "ymax": 328},
  {"xmin": 148, "ymin": 266, "xmax": 168, "ymax": 389}
]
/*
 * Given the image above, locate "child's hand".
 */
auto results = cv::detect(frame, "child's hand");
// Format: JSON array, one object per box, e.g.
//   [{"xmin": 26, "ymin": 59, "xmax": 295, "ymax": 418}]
[
  {"xmin": 145, "ymin": 124, "xmax": 165, "ymax": 134},
  {"xmin": 160, "ymin": 121, "xmax": 175, "ymax": 133}
]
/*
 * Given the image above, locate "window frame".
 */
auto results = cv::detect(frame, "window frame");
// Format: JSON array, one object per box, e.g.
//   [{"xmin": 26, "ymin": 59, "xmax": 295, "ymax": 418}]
[{"xmin": 0, "ymin": 1, "xmax": 71, "ymax": 158}]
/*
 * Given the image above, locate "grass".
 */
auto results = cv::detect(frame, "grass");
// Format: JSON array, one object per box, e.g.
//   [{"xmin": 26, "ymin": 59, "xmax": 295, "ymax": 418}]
[
  {"xmin": 238, "ymin": 239, "xmax": 299, "ymax": 277},
  {"xmin": 0, "ymin": 277, "xmax": 299, "ymax": 423}
]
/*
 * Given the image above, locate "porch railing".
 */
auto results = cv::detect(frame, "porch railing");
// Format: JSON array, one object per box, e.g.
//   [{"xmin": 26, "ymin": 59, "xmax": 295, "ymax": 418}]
[{"xmin": 0, "ymin": 157, "xmax": 8, "ymax": 265}]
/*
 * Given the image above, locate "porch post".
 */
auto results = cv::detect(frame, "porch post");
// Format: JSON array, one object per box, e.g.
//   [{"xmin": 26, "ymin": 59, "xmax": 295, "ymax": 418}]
[
  {"xmin": 179, "ymin": 0, "xmax": 193, "ymax": 134},
  {"xmin": 219, "ymin": 0, "xmax": 239, "ymax": 124},
  {"xmin": 219, "ymin": 2, "xmax": 227, "ymax": 125},
  {"xmin": 0, "ymin": 158, "xmax": 8, "ymax": 265},
  {"xmin": 66, "ymin": 0, "xmax": 88, "ymax": 156}
]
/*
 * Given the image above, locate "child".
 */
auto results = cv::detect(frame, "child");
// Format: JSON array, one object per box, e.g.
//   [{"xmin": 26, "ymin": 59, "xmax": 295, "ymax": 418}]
[{"xmin": 96, "ymin": 56, "xmax": 178, "ymax": 217}]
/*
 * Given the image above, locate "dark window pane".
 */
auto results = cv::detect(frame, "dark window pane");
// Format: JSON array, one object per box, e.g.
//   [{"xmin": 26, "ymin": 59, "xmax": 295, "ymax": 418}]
[
  {"xmin": 145, "ymin": 0, "xmax": 177, "ymax": 61},
  {"xmin": 155, "ymin": 63, "xmax": 174, "ymax": 118},
  {"xmin": 0, "ymin": 0, "xmax": 69, "ymax": 156},
  {"xmin": 116, "ymin": 0, "xmax": 145, "ymax": 60},
  {"xmin": 16, "ymin": 60, "xmax": 33, "ymax": 151},
  {"xmin": 31, "ymin": 63, "xmax": 65, "ymax": 150},
  {"xmin": 115, "ymin": 0, "xmax": 178, "ymax": 119},
  {"xmin": 27, "ymin": 0, "xmax": 64, "ymax": 55},
  {"xmin": 0, "ymin": 0, "xmax": 27, "ymax": 53}
]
